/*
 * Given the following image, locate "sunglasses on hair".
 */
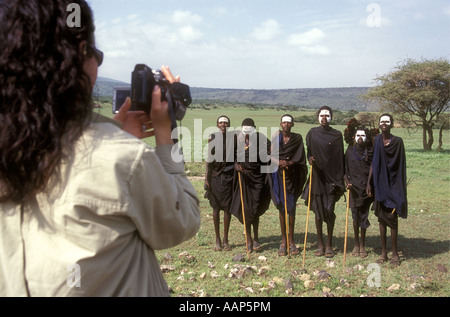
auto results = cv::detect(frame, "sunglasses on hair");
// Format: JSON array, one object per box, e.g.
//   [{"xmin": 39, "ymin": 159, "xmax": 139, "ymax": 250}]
[{"xmin": 87, "ymin": 43, "xmax": 103, "ymax": 66}]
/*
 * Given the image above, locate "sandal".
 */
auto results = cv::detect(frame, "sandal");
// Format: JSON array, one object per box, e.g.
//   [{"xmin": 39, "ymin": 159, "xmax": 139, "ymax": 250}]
[
  {"xmin": 360, "ymin": 249, "xmax": 368, "ymax": 258},
  {"xmin": 289, "ymin": 245, "xmax": 300, "ymax": 255},
  {"xmin": 376, "ymin": 256, "xmax": 388, "ymax": 264},
  {"xmin": 223, "ymin": 244, "xmax": 232, "ymax": 252},
  {"xmin": 325, "ymin": 249, "xmax": 335, "ymax": 258},
  {"xmin": 253, "ymin": 241, "xmax": 262, "ymax": 251},
  {"xmin": 390, "ymin": 257, "xmax": 401, "ymax": 266},
  {"xmin": 314, "ymin": 249, "xmax": 325, "ymax": 257},
  {"xmin": 278, "ymin": 246, "xmax": 287, "ymax": 256},
  {"xmin": 351, "ymin": 247, "xmax": 360, "ymax": 257}
]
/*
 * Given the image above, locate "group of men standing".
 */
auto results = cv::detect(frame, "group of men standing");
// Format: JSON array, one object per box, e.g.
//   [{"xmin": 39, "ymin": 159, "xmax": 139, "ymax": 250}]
[{"xmin": 204, "ymin": 107, "xmax": 407, "ymax": 266}]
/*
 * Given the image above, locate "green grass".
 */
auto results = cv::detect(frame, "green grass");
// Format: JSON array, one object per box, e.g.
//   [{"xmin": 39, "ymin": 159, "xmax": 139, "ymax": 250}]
[{"xmin": 95, "ymin": 103, "xmax": 450, "ymax": 297}]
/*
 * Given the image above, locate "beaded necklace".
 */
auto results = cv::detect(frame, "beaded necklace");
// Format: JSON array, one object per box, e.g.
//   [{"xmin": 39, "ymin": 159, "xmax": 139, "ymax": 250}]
[{"xmin": 353, "ymin": 146, "xmax": 367, "ymax": 161}]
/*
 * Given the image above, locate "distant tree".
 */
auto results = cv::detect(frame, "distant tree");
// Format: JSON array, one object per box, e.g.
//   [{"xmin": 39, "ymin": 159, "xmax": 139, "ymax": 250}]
[
  {"xmin": 437, "ymin": 114, "xmax": 450, "ymax": 152},
  {"xmin": 357, "ymin": 112, "xmax": 379, "ymax": 131},
  {"xmin": 364, "ymin": 58, "xmax": 450, "ymax": 151}
]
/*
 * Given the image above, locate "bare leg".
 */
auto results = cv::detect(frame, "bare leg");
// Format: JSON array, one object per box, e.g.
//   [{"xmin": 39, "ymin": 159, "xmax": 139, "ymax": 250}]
[
  {"xmin": 390, "ymin": 228, "xmax": 400, "ymax": 265},
  {"xmin": 213, "ymin": 209, "xmax": 222, "ymax": 251},
  {"xmin": 378, "ymin": 223, "xmax": 388, "ymax": 263},
  {"xmin": 279, "ymin": 211, "xmax": 287, "ymax": 252},
  {"xmin": 325, "ymin": 221, "xmax": 334, "ymax": 257},
  {"xmin": 352, "ymin": 219, "xmax": 360, "ymax": 256},
  {"xmin": 253, "ymin": 217, "xmax": 261, "ymax": 250},
  {"xmin": 289, "ymin": 214, "xmax": 296, "ymax": 245},
  {"xmin": 289, "ymin": 214, "xmax": 298, "ymax": 254},
  {"xmin": 315, "ymin": 218, "xmax": 325, "ymax": 256},
  {"xmin": 360, "ymin": 228, "xmax": 367, "ymax": 257},
  {"xmin": 244, "ymin": 222, "xmax": 253, "ymax": 253},
  {"xmin": 223, "ymin": 211, "xmax": 231, "ymax": 250}
]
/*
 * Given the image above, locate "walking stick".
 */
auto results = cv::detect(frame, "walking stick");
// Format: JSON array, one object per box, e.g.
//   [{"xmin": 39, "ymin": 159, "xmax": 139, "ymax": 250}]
[
  {"xmin": 282, "ymin": 169, "xmax": 290, "ymax": 256},
  {"xmin": 302, "ymin": 164, "xmax": 313, "ymax": 268},
  {"xmin": 238, "ymin": 172, "xmax": 249, "ymax": 258},
  {"xmin": 343, "ymin": 189, "xmax": 350, "ymax": 268}
]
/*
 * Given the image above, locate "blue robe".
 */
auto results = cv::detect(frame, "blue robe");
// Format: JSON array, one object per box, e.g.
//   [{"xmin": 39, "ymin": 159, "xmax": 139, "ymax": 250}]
[
  {"xmin": 270, "ymin": 132, "xmax": 307, "ymax": 215},
  {"xmin": 372, "ymin": 134, "xmax": 408, "ymax": 219}
]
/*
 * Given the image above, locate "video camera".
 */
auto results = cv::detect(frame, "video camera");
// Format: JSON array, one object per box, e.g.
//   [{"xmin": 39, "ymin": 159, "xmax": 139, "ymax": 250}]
[{"xmin": 112, "ymin": 64, "xmax": 192, "ymax": 132}]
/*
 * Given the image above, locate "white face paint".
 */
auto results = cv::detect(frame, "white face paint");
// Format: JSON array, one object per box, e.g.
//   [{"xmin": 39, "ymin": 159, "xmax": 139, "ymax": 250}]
[
  {"xmin": 355, "ymin": 130, "xmax": 367, "ymax": 143},
  {"xmin": 218, "ymin": 117, "xmax": 229, "ymax": 124},
  {"xmin": 380, "ymin": 115, "xmax": 391, "ymax": 126},
  {"xmin": 318, "ymin": 110, "xmax": 331, "ymax": 124},
  {"xmin": 242, "ymin": 126, "xmax": 256, "ymax": 135}
]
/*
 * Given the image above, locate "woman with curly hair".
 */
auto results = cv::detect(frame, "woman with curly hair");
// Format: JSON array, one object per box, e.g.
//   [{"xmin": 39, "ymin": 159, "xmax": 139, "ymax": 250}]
[{"xmin": 0, "ymin": 0, "xmax": 200, "ymax": 296}]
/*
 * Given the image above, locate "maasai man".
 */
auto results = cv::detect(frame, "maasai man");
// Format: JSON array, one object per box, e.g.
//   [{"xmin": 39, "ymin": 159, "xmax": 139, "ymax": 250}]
[
  {"xmin": 344, "ymin": 123, "xmax": 375, "ymax": 258},
  {"xmin": 230, "ymin": 118, "xmax": 271, "ymax": 253},
  {"xmin": 301, "ymin": 106, "xmax": 345, "ymax": 258},
  {"xmin": 367, "ymin": 113, "xmax": 407, "ymax": 266},
  {"xmin": 269, "ymin": 114, "xmax": 307, "ymax": 256},
  {"xmin": 205, "ymin": 115, "xmax": 235, "ymax": 251}
]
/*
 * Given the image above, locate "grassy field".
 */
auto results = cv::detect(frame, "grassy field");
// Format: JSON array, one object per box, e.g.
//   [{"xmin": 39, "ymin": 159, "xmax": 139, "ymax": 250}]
[{"xmin": 95, "ymin": 103, "xmax": 450, "ymax": 297}]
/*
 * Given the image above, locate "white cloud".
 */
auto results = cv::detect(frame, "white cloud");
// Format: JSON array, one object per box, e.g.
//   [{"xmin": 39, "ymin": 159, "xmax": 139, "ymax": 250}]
[
  {"xmin": 178, "ymin": 25, "xmax": 203, "ymax": 42},
  {"xmin": 288, "ymin": 28, "xmax": 325, "ymax": 46},
  {"xmin": 171, "ymin": 10, "xmax": 203, "ymax": 25},
  {"xmin": 286, "ymin": 28, "xmax": 330, "ymax": 55},
  {"xmin": 91, "ymin": 1, "xmax": 449, "ymax": 89},
  {"xmin": 168, "ymin": 11, "xmax": 204, "ymax": 43},
  {"xmin": 251, "ymin": 19, "xmax": 281, "ymax": 41}
]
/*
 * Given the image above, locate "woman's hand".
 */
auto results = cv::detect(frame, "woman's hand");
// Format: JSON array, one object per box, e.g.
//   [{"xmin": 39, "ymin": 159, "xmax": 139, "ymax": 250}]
[
  {"xmin": 113, "ymin": 65, "xmax": 181, "ymax": 145},
  {"xmin": 161, "ymin": 65, "xmax": 180, "ymax": 84},
  {"xmin": 113, "ymin": 97, "xmax": 153, "ymax": 139},
  {"xmin": 150, "ymin": 65, "xmax": 181, "ymax": 145}
]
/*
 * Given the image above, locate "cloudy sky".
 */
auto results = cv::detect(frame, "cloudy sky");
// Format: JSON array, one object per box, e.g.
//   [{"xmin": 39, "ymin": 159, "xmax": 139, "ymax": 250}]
[{"xmin": 88, "ymin": 0, "xmax": 450, "ymax": 89}]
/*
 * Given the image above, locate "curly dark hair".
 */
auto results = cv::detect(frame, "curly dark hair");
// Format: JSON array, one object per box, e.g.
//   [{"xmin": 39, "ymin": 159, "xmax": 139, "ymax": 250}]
[
  {"xmin": 344, "ymin": 117, "xmax": 360, "ymax": 145},
  {"xmin": 344, "ymin": 117, "xmax": 378, "ymax": 146},
  {"xmin": 0, "ymin": 0, "xmax": 96, "ymax": 203}
]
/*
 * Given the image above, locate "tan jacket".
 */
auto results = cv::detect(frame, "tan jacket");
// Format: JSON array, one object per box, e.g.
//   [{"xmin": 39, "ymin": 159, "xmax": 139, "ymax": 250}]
[{"xmin": 0, "ymin": 115, "xmax": 200, "ymax": 296}]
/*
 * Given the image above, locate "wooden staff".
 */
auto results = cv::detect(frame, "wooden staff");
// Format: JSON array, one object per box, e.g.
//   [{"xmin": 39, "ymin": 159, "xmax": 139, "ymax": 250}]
[
  {"xmin": 238, "ymin": 172, "xmax": 249, "ymax": 258},
  {"xmin": 302, "ymin": 164, "xmax": 313, "ymax": 268},
  {"xmin": 282, "ymin": 169, "xmax": 290, "ymax": 256},
  {"xmin": 343, "ymin": 189, "xmax": 350, "ymax": 268}
]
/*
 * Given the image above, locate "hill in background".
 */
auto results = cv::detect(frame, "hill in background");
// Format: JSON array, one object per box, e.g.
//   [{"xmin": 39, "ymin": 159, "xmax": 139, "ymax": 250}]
[
  {"xmin": 94, "ymin": 77, "xmax": 130, "ymax": 97},
  {"xmin": 94, "ymin": 77, "xmax": 376, "ymax": 111}
]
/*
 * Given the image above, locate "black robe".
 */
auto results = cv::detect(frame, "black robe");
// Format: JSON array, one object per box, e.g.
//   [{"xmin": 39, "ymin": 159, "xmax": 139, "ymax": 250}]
[
  {"xmin": 230, "ymin": 132, "xmax": 271, "ymax": 225},
  {"xmin": 269, "ymin": 132, "xmax": 307, "ymax": 215},
  {"xmin": 372, "ymin": 134, "xmax": 407, "ymax": 219},
  {"xmin": 301, "ymin": 126, "xmax": 345, "ymax": 224},
  {"xmin": 345, "ymin": 143, "xmax": 374, "ymax": 208},
  {"xmin": 205, "ymin": 131, "xmax": 236, "ymax": 211}
]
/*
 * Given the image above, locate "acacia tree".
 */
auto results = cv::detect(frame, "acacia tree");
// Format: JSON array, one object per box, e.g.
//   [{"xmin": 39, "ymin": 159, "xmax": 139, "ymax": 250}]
[
  {"xmin": 364, "ymin": 58, "xmax": 450, "ymax": 151},
  {"xmin": 437, "ymin": 113, "xmax": 450, "ymax": 152}
]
